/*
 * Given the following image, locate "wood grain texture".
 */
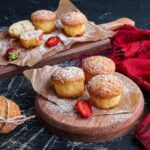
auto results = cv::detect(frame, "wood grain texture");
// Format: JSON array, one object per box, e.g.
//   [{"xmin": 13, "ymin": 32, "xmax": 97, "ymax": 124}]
[
  {"xmin": 0, "ymin": 39, "xmax": 110, "ymax": 79},
  {"xmin": 35, "ymin": 72, "xmax": 144, "ymax": 142}
]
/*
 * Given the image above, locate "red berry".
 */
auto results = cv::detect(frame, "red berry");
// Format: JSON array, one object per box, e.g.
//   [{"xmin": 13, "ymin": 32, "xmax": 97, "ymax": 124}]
[
  {"xmin": 5, "ymin": 47, "xmax": 20, "ymax": 61},
  {"xmin": 76, "ymin": 100, "xmax": 93, "ymax": 118},
  {"xmin": 45, "ymin": 36, "xmax": 60, "ymax": 47}
]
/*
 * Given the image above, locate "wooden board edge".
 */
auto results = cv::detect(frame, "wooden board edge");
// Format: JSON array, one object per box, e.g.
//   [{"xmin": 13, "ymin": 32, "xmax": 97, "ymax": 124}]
[
  {"xmin": 0, "ymin": 39, "xmax": 110, "ymax": 80},
  {"xmin": 35, "ymin": 95, "xmax": 144, "ymax": 142}
]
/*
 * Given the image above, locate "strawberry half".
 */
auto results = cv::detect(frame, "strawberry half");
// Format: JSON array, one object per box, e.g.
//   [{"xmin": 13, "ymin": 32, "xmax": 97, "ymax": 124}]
[
  {"xmin": 5, "ymin": 47, "xmax": 20, "ymax": 61},
  {"xmin": 45, "ymin": 36, "xmax": 60, "ymax": 47},
  {"xmin": 76, "ymin": 100, "xmax": 93, "ymax": 118}
]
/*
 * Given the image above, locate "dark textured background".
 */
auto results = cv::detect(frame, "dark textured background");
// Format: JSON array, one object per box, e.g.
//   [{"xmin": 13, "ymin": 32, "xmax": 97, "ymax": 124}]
[{"xmin": 0, "ymin": 0, "xmax": 149, "ymax": 149}]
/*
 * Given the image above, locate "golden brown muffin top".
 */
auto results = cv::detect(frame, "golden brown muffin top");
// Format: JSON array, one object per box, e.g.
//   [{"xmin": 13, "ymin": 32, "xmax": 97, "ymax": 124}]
[
  {"xmin": 51, "ymin": 67, "xmax": 85, "ymax": 83},
  {"xmin": 87, "ymin": 74, "xmax": 123, "ymax": 98},
  {"xmin": 61, "ymin": 12, "xmax": 87, "ymax": 26},
  {"xmin": 83, "ymin": 56, "xmax": 115, "ymax": 75},
  {"xmin": 31, "ymin": 10, "xmax": 56, "ymax": 21}
]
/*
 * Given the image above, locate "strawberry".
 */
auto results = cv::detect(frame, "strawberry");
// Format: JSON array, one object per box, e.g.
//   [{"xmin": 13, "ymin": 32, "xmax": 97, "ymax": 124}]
[
  {"xmin": 45, "ymin": 36, "xmax": 60, "ymax": 47},
  {"xmin": 76, "ymin": 100, "xmax": 93, "ymax": 118},
  {"xmin": 5, "ymin": 47, "xmax": 20, "ymax": 61}
]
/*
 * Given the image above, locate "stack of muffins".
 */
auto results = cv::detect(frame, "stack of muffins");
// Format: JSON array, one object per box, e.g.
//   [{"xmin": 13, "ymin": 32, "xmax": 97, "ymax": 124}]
[
  {"xmin": 51, "ymin": 56, "xmax": 123, "ymax": 109},
  {"xmin": 8, "ymin": 10, "xmax": 87, "ymax": 49}
]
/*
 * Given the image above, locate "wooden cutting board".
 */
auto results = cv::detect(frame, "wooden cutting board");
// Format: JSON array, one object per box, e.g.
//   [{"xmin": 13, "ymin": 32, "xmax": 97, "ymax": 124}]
[
  {"xmin": 35, "ymin": 72, "xmax": 144, "ymax": 142},
  {"xmin": 0, "ymin": 18, "xmax": 134, "ymax": 79},
  {"xmin": 0, "ymin": 39, "xmax": 110, "ymax": 79}
]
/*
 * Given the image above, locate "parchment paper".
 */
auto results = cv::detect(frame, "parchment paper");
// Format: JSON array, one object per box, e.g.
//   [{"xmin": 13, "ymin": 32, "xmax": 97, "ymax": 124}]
[
  {"xmin": 0, "ymin": 0, "xmax": 111, "ymax": 67},
  {"xmin": 24, "ymin": 66, "xmax": 142, "ymax": 115}
]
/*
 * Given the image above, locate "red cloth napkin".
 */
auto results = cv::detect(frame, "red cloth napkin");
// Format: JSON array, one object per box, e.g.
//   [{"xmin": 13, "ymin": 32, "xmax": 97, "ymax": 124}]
[
  {"xmin": 73, "ymin": 24, "xmax": 150, "ymax": 91},
  {"xmin": 72, "ymin": 24, "xmax": 150, "ymax": 149},
  {"xmin": 134, "ymin": 112, "xmax": 150, "ymax": 150}
]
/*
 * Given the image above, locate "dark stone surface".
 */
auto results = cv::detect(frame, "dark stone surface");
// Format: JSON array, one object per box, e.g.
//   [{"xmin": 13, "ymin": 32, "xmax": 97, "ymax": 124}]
[{"xmin": 0, "ymin": 0, "xmax": 149, "ymax": 149}]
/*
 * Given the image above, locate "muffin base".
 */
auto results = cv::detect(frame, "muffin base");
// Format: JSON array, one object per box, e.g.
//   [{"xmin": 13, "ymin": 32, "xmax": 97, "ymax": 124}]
[
  {"xmin": 53, "ymin": 80, "xmax": 84, "ymax": 98},
  {"xmin": 32, "ymin": 20, "xmax": 55, "ymax": 33},
  {"xmin": 62, "ymin": 24, "xmax": 86, "ymax": 37},
  {"xmin": 90, "ymin": 94, "xmax": 121, "ymax": 109},
  {"xmin": 20, "ymin": 33, "xmax": 43, "ymax": 48}
]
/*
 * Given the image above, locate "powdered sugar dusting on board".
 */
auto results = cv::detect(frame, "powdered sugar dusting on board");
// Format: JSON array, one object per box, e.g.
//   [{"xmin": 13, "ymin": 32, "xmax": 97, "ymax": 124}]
[
  {"xmin": 110, "ymin": 113, "xmax": 132, "ymax": 123},
  {"xmin": 46, "ymin": 98, "xmax": 77, "ymax": 116},
  {"xmin": 0, "ymin": 32, "xmax": 19, "ymax": 56}
]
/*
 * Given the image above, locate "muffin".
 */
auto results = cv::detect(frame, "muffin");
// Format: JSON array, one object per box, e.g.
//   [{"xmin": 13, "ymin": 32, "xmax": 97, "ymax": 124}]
[
  {"xmin": 31, "ymin": 10, "xmax": 56, "ymax": 33},
  {"xmin": 51, "ymin": 67, "xmax": 85, "ymax": 98},
  {"xmin": 61, "ymin": 12, "xmax": 87, "ymax": 37},
  {"xmin": 83, "ymin": 56, "xmax": 115, "ymax": 82},
  {"xmin": 20, "ymin": 29, "xmax": 43, "ymax": 48},
  {"xmin": 8, "ymin": 20, "xmax": 34, "ymax": 39},
  {"xmin": 87, "ymin": 74, "xmax": 123, "ymax": 109},
  {"xmin": 0, "ymin": 97, "xmax": 21, "ymax": 133}
]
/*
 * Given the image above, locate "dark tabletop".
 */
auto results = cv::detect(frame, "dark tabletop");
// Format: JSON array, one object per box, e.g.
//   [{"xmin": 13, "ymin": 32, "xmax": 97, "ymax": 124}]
[{"xmin": 0, "ymin": 0, "xmax": 149, "ymax": 149}]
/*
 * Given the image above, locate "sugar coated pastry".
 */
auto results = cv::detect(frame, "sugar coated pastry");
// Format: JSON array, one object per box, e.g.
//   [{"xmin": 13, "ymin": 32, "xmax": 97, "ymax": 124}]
[
  {"xmin": 8, "ymin": 20, "xmax": 34, "ymax": 39},
  {"xmin": 51, "ymin": 67, "xmax": 85, "ymax": 98},
  {"xmin": 0, "ymin": 97, "xmax": 21, "ymax": 133},
  {"xmin": 31, "ymin": 10, "xmax": 56, "ymax": 33},
  {"xmin": 61, "ymin": 12, "xmax": 87, "ymax": 37},
  {"xmin": 82, "ymin": 56, "xmax": 115, "ymax": 82},
  {"xmin": 87, "ymin": 74, "xmax": 123, "ymax": 109},
  {"xmin": 20, "ymin": 29, "xmax": 43, "ymax": 48}
]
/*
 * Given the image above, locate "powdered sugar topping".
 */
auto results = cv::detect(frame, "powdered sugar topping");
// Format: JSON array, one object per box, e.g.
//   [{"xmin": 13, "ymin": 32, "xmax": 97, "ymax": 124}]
[
  {"xmin": 51, "ymin": 67, "xmax": 84, "ymax": 82},
  {"xmin": 61, "ymin": 12, "xmax": 87, "ymax": 26},
  {"xmin": 31, "ymin": 10, "xmax": 56, "ymax": 21},
  {"xmin": 87, "ymin": 74, "xmax": 123, "ymax": 96},
  {"xmin": 83, "ymin": 56, "xmax": 115, "ymax": 74},
  {"xmin": 20, "ymin": 29, "xmax": 43, "ymax": 40}
]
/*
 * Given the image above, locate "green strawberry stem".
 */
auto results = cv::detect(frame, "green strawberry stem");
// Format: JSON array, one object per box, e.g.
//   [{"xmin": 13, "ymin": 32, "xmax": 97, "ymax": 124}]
[{"xmin": 8, "ymin": 51, "xmax": 19, "ymax": 61}]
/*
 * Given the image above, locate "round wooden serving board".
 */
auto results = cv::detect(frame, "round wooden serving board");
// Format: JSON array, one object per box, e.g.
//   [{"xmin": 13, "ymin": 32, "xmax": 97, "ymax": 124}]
[{"xmin": 35, "ymin": 73, "xmax": 144, "ymax": 142}]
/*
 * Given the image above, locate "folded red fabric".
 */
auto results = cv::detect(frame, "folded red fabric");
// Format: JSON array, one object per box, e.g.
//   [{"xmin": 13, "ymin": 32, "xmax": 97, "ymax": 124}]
[
  {"xmin": 109, "ymin": 24, "xmax": 150, "ymax": 91},
  {"xmin": 134, "ymin": 112, "xmax": 150, "ymax": 150},
  {"xmin": 73, "ymin": 24, "xmax": 150, "ymax": 91}
]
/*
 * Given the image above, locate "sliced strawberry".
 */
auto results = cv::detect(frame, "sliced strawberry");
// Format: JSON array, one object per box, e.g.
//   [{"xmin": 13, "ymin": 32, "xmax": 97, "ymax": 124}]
[
  {"xmin": 5, "ymin": 47, "xmax": 20, "ymax": 61},
  {"xmin": 76, "ymin": 100, "xmax": 93, "ymax": 118},
  {"xmin": 45, "ymin": 36, "xmax": 60, "ymax": 47}
]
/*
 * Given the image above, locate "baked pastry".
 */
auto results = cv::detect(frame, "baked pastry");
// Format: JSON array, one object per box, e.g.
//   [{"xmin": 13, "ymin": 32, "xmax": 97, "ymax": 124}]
[
  {"xmin": 8, "ymin": 20, "xmax": 34, "ymax": 39},
  {"xmin": 82, "ymin": 56, "xmax": 115, "ymax": 82},
  {"xmin": 51, "ymin": 67, "xmax": 85, "ymax": 98},
  {"xmin": 87, "ymin": 74, "xmax": 123, "ymax": 109},
  {"xmin": 20, "ymin": 29, "xmax": 43, "ymax": 48},
  {"xmin": 31, "ymin": 10, "xmax": 56, "ymax": 33},
  {"xmin": 61, "ymin": 12, "xmax": 87, "ymax": 37},
  {"xmin": 0, "ymin": 97, "xmax": 21, "ymax": 133}
]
